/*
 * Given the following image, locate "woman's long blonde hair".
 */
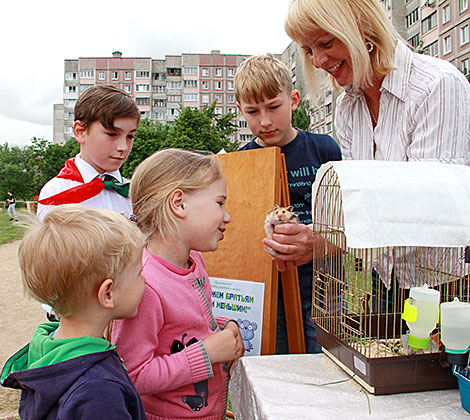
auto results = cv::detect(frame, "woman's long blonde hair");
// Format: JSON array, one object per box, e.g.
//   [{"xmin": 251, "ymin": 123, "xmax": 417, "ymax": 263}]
[{"xmin": 285, "ymin": 0, "xmax": 400, "ymax": 96}]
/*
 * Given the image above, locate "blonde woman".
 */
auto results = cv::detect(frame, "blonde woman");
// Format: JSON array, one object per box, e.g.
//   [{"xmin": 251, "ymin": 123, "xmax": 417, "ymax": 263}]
[
  {"xmin": 285, "ymin": 0, "xmax": 470, "ymax": 311},
  {"xmin": 285, "ymin": 0, "xmax": 470, "ymax": 163}
]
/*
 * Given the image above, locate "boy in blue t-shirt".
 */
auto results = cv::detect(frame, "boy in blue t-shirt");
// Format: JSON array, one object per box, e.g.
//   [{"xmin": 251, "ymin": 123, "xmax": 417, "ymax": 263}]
[{"xmin": 235, "ymin": 54, "xmax": 342, "ymax": 353}]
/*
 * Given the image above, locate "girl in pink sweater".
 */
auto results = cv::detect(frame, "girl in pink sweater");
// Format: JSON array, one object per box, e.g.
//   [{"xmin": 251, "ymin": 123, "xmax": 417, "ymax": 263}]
[{"xmin": 112, "ymin": 148, "xmax": 244, "ymax": 420}]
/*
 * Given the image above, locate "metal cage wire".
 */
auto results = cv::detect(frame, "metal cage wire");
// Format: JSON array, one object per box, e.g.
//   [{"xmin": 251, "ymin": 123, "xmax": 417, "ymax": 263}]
[{"xmin": 312, "ymin": 165, "xmax": 468, "ymax": 360}]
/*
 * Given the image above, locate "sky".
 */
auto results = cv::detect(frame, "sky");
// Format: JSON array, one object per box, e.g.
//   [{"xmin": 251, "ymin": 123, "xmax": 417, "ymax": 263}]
[{"xmin": 0, "ymin": 0, "xmax": 293, "ymax": 147}]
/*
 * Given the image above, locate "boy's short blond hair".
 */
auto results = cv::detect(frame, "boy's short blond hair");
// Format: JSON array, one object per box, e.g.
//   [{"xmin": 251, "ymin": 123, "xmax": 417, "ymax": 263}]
[
  {"xmin": 234, "ymin": 54, "xmax": 293, "ymax": 104},
  {"xmin": 19, "ymin": 205, "xmax": 143, "ymax": 316},
  {"xmin": 75, "ymin": 84, "xmax": 141, "ymax": 131},
  {"xmin": 130, "ymin": 148, "xmax": 223, "ymax": 242}
]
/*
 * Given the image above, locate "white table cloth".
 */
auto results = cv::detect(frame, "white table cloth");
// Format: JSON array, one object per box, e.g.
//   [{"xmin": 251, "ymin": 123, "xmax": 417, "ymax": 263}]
[{"xmin": 230, "ymin": 353, "xmax": 466, "ymax": 420}]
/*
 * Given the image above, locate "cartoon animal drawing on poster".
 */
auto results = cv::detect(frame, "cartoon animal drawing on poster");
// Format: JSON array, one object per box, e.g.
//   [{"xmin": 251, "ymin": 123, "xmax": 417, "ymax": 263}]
[{"xmin": 238, "ymin": 319, "xmax": 258, "ymax": 352}]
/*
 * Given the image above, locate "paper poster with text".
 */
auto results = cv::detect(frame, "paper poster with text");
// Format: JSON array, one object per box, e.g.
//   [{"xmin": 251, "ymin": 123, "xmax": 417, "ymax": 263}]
[{"xmin": 210, "ymin": 277, "xmax": 265, "ymax": 356}]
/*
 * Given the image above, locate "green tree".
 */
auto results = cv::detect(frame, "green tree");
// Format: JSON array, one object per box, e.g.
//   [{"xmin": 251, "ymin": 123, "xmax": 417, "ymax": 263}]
[
  {"xmin": 0, "ymin": 144, "xmax": 31, "ymax": 200},
  {"xmin": 167, "ymin": 103, "xmax": 239, "ymax": 153},
  {"xmin": 292, "ymin": 91, "xmax": 312, "ymax": 131}
]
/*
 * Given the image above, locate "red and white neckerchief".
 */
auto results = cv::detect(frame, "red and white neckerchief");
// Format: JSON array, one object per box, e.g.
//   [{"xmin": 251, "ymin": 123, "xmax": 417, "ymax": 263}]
[{"xmin": 35, "ymin": 158, "xmax": 127, "ymax": 205}]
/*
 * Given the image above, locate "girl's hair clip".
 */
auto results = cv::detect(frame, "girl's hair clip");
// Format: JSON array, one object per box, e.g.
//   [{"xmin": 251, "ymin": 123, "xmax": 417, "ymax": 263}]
[{"xmin": 129, "ymin": 214, "xmax": 138, "ymax": 222}]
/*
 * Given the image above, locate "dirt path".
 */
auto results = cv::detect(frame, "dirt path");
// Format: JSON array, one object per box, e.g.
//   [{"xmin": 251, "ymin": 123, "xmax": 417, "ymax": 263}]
[{"xmin": 0, "ymin": 240, "xmax": 45, "ymax": 419}]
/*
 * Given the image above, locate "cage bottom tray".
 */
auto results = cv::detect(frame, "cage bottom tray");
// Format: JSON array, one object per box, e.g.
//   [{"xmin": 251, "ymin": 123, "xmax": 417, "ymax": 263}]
[{"xmin": 316, "ymin": 324, "xmax": 458, "ymax": 395}]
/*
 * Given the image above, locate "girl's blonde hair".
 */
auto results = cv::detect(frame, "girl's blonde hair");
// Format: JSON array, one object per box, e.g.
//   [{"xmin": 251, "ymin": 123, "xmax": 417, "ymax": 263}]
[
  {"xmin": 285, "ymin": 0, "xmax": 399, "ymax": 95},
  {"xmin": 130, "ymin": 148, "xmax": 223, "ymax": 241}
]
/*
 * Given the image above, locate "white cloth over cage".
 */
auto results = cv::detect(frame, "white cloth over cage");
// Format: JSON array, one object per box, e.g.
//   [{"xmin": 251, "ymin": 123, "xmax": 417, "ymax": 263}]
[{"xmin": 312, "ymin": 160, "xmax": 470, "ymax": 249}]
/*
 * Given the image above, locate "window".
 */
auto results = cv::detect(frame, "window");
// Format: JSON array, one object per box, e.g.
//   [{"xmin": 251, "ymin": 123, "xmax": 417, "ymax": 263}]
[
  {"xmin": 183, "ymin": 66, "xmax": 198, "ymax": 75},
  {"xmin": 184, "ymin": 93, "xmax": 198, "ymax": 101},
  {"xmin": 461, "ymin": 25, "xmax": 469, "ymax": 45},
  {"xmin": 98, "ymin": 71, "xmax": 105, "ymax": 80},
  {"xmin": 153, "ymin": 72, "xmax": 165, "ymax": 81},
  {"xmin": 215, "ymin": 81, "xmax": 222, "ymax": 90},
  {"xmin": 168, "ymin": 81, "xmax": 182, "ymax": 89},
  {"xmin": 227, "ymin": 107, "xmax": 236, "ymax": 114},
  {"xmin": 228, "ymin": 94, "xmax": 235, "ymax": 103},
  {"xmin": 64, "ymin": 99, "xmax": 76, "ymax": 107},
  {"xmin": 202, "ymin": 80, "xmax": 209, "ymax": 89},
  {"xmin": 239, "ymin": 120, "xmax": 248, "ymax": 128},
  {"xmin": 80, "ymin": 70, "xmax": 94, "ymax": 78},
  {"xmin": 111, "ymin": 71, "xmax": 119, "ymax": 80},
  {"xmin": 461, "ymin": 58, "xmax": 469, "ymax": 75},
  {"xmin": 153, "ymin": 112, "xmax": 166, "ymax": 120},
  {"xmin": 442, "ymin": 4, "xmax": 450, "ymax": 24},
  {"xmin": 184, "ymin": 80, "xmax": 198, "ymax": 88},
  {"xmin": 167, "ymin": 68, "xmax": 181, "ymax": 77},
  {"xmin": 154, "ymin": 99, "xmax": 166, "ymax": 107},
  {"xmin": 66, "ymin": 86, "xmax": 77, "ymax": 93},
  {"xmin": 325, "ymin": 103, "xmax": 332, "ymax": 115},
  {"xmin": 80, "ymin": 84, "xmax": 92, "ymax": 92},
  {"xmin": 136, "ymin": 98, "xmax": 150, "ymax": 105},
  {"xmin": 383, "ymin": 0, "xmax": 391, "ymax": 9},
  {"xmin": 215, "ymin": 107, "xmax": 222, "ymax": 115},
  {"xmin": 239, "ymin": 134, "xmax": 252, "ymax": 142},
  {"xmin": 65, "ymin": 72, "xmax": 77, "ymax": 80},
  {"xmin": 443, "ymin": 35, "xmax": 452, "ymax": 54},
  {"xmin": 326, "ymin": 122, "xmax": 332, "ymax": 133},
  {"xmin": 422, "ymin": 12, "xmax": 437, "ymax": 33},
  {"xmin": 215, "ymin": 94, "xmax": 223, "ymax": 103},
  {"xmin": 408, "ymin": 33, "xmax": 420, "ymax": 49},
  {"xmin": 136, "ymin": 84, "xmax": 150, "ymax": 92},
  {"xmin": 167, "ymin": 108, "xmax": 180, "ymax": 116},
  {"xmin": 202, "ymin": 68, "xmax": 209, "ymax": 76},
  {"xmin": 406, "ymin": 8, "xmax": 419, "ymax": 28},
  {"xmin": 64, "ymin": 112, "xmax": 74, "ymax": 121},
  {"xmin": 425, "ymin": 40, "xmax": 439, "ymax": 57},
  {"xmin": 135, "ymin": 71, "xmax": 149, "ymax": 78},
  {"xmin": 154, "ymin": 85, "xmax": 166, "ymax": 93},
  {"xmin": 215, "ymin": 68, "xmax": 222, "ymax": 77},
  {"xmin": 202, "ymin": 95, "xmax": 210, "ymax": 103},
  {"xmin": 125, "ymin": 71, "xmax": 132, "ymax": 80},
  {"xmin": 168, "ymin": 95, "xmax": 182, "ymax": 102},
  {"xmin": 227, "ymin": 81, "xmax": 234, "ymax": 90},
  {"xmin": 124, "ymin": 85, "xmax": 132, "ymax": 93},
  {"xmin": 460, "ymin": 0, "xmax": 468, "ymax": 12},
  {"xmin": 227, "ymin": 68, "xmax": 235, "ymax": 77}
]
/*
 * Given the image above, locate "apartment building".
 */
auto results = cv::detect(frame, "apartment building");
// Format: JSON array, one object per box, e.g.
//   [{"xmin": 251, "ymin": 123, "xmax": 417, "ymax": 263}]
[{"xmin": 53, "ymin": 50, "xmax": 252, "ymax": 144}]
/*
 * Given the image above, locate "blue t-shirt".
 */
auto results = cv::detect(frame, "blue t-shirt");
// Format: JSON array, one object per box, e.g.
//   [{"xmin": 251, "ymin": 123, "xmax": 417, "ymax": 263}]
[{"xmin": 239, "ymin": 129, "xmax": 342, "ymax": 296}]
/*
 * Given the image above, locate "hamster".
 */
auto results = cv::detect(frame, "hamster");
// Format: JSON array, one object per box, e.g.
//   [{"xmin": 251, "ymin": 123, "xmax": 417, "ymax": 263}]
[{"xmin": 264, "ymin": 205, "xmax": 300, "ymax": 239}]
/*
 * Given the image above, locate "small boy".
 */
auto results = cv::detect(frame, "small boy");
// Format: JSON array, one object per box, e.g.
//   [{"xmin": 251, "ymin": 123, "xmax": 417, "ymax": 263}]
[
  {"xmin": 37, "ymin": 84, "xmax": 141, "ymax": 221},
  {"xmin": 235, "ymin": 54, "xmax": 342, "ymax": 354},
  {"xmin": 0, "ymin": 205, "xmax": 147, "ymax": 419}
]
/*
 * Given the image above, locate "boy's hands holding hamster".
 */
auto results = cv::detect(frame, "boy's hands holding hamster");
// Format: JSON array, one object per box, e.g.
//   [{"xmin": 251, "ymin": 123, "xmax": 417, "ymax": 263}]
[
  {"xmin": 203, "ymin": 321, "xmax": 244, "ymax": 364},
  {"xmin": 263, "ymin": 223, "xmax": 315, "ymax": 271}
]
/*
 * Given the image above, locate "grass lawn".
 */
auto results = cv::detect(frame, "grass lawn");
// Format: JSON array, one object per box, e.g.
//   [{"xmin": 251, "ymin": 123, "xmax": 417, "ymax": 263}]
[{"xmin": 0, "ymin": 208, "xmax": 27, "ymax": 245}]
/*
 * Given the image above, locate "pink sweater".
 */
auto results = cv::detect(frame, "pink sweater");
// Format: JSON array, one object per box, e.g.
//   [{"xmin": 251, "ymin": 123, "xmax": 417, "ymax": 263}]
[{"xmin": 112, "ymin": 248, "xmax": 230, "ymax": 420}]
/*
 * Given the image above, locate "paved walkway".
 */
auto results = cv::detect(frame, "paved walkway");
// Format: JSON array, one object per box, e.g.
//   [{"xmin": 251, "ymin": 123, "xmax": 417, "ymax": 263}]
[{"xmin": 0, "ymin": 240, "xmax": 44, "ymax": 419}]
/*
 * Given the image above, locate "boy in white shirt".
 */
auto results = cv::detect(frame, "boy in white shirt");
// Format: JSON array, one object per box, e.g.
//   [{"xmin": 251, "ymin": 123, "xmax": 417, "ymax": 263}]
[{"xmin": 37, "ymin": 85, "xmax": 140, "ymax": 220}]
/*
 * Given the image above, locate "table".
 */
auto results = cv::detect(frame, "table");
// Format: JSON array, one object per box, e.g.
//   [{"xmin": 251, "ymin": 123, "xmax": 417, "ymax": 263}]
[{"xmin": 229, "ymin": 353, "xmax": 467, "ymax": 420}]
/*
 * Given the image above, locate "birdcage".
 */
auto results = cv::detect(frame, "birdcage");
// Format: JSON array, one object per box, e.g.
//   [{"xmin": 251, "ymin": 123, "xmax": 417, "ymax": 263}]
[{"xmin": 311, "ymin": 160, "xmax": 470, "ymax": 395}]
